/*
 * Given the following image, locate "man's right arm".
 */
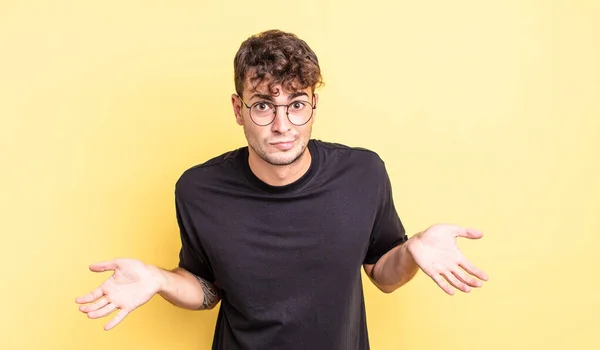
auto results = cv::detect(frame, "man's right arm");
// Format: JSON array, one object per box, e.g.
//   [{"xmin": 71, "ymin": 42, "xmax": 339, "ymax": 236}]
[
  {"xmin": 76, "ymin": 258, "xmax": 220, "ymax": 331},
  {"xmin": 156, "ymin": 266, "xmax": 221, "ymax": 310}
]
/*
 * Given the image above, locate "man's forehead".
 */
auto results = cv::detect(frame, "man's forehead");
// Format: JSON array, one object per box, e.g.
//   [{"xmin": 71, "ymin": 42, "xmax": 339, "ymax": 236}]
[{"xmin": 243, "ymin": 77, "xmax": 309, "ymax": 98}]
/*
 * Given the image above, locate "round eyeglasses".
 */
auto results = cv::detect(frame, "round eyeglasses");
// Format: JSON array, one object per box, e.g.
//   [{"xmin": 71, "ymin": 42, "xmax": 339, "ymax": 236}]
[{"xmin": 237, "ymin": 95, "xmax": 316, "ymax": 126}]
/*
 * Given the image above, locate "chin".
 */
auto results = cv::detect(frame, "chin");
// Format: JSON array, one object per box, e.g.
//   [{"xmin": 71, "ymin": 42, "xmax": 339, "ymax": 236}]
[
  {"xmin": 248, "ymin": 136, "xmax": 309, "ymax": 166},
  {"xmin": 263, "ymin": 153, "xmax": 301, "ymax": 166},
  {"xmin": 263, "ymin": 146, "xmax": 307, "ymax": 166}
]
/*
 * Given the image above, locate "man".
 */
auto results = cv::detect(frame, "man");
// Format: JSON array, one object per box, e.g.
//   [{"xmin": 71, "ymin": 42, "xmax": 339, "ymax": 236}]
[{"xmin": 76, "ymin": 29, "xmax": 488, "ymax": 349}]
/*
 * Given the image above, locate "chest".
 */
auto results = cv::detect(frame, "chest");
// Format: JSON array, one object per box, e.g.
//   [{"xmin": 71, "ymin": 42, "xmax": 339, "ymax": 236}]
[{"xmin": 191, "ymin": 185, "xmax": 379, "ymax": 299}]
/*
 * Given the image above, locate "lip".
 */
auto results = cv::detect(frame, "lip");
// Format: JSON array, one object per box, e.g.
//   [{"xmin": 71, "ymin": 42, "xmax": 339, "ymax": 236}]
[{"xmin": 270, "ymin": 140, "xmax": 295, "ymax": 150}]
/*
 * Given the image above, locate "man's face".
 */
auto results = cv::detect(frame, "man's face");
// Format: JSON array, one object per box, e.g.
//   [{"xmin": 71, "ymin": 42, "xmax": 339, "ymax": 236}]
[{"xmin": 232, "ymin": 80, "xmax": 318, "ymax": 166}]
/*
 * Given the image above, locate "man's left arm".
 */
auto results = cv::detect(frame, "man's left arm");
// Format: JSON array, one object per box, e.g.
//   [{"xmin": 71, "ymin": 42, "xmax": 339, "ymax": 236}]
[
  {"xmin": 363, "ymin": 157, "xmax": 488, "ymax": 295},
  {"xmin": 364, "ymin": 224, "xmax": 489, "ymax": 295},
  {"xmin": 363, "ymin": 238, "xmax": 419, "ymax": 294}
]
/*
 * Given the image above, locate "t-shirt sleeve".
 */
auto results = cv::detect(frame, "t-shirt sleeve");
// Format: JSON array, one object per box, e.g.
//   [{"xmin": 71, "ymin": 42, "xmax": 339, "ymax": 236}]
[
  {"xmin": 175, "ymin": 194, "xmax": 216, "ymax": 283},
  {"xmin": 363, "ymin": 161, "xmax": 408, "ymax": 265}
]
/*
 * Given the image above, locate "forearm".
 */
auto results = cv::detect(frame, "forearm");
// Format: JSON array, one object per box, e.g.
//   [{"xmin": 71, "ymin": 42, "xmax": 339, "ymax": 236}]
[
  {"xmin": 154, "ymin": 266, "xmax": 221, "ymax": 310},
  {"xmin": 370, "ymin": 237, "xmax": 420, "ymax": 293}
]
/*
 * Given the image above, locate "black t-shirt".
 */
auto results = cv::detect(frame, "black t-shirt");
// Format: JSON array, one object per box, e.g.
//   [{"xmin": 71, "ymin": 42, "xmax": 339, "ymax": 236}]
[{"xmin": 175, "ymin": 139, "xmax": 407, "ymax": 350}]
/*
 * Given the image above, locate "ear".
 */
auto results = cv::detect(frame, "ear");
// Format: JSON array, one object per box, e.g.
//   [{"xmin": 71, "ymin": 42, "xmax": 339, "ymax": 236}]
[
  {"xmin": 312, "ymin": 93, "xmax": 319, "ymax": 123},
  {"xmin": 231, "ymin": 94, "xmax": 244, "ymax": 126}
]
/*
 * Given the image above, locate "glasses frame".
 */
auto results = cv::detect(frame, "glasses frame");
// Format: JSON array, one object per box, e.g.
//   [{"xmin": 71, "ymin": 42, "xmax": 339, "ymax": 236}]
[{"xmin": 237, "ymin": 94, "xmax": 316, "ymax": 126}]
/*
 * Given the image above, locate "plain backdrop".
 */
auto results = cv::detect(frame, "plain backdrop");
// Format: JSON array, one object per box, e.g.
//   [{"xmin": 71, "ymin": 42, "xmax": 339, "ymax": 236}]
[{"xmin": 1, "ymin": 1, "xmax": 599, "ymax": 349}]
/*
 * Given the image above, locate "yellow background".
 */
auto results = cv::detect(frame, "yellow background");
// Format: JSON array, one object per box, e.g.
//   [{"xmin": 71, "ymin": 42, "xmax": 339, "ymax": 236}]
[{"xmin": 1, "ymin": 1, "xmax": 599, "ymax": 349}]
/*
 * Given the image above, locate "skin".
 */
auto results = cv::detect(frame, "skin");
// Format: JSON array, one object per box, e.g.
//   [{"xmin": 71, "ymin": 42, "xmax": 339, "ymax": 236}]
[
  {"xmin": 74, "ymin": 77, "xmax": 488, "ymax": 332},
  {"xmin": 364, "ymin": 224, "xmax": 488, "ymax": 295},
  {"xmin": 231, "ymin": 78, "xmax": 319, "ymax": 187}
]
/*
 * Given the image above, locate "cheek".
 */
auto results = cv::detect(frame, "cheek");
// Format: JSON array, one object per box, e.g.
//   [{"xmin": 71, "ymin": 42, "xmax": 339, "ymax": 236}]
[
  {"xmin": 244, "ymin": 123, "xmax": 267, "ymax": 141},
  {"xmin": 298, "ymin": 123, "xmax": 313, "ymax": 137}
]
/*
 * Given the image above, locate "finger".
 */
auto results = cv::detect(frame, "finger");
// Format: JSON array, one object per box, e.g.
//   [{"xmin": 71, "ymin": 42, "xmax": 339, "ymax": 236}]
[
  {"xmin": 75, "ymin": 287, "xmax": 104, "ymax": 304},
  {"xmin": 455, "ymin": 227, "xmax": 483, "ymax": 239},
  {"xmin": 79, "ymin": 296, "xmax": 110, "ymax": 313},
  {"xmin": 87, "ymin": 302, "xmax": 119, "ymax": 319},
  {"xmin": 104, "ymin": 309, "xmax": 130, "ymax": 331},
  {"xmin": 441, "ymin": 269, "xmax": 471, "ymax": 293},
  {"xmin": 451, "ymin": 267, "xmax": 482, "ymax": 288},
  {"xmin": 459, "ymin": 258, "xmax": 489, "ymax": 281},
  {"xmin": 430, "ymin": 273, "xmax": 455, "ymax": 296},
  {"xmin": 89, "ymin": 260, "xmax": 118, "ymax": 273}
]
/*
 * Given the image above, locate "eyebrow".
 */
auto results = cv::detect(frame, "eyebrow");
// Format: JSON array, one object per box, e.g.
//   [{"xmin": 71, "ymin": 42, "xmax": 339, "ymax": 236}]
[{"xmin": 249, "ymin": 91, "xmax": 309, "ymax": 102}]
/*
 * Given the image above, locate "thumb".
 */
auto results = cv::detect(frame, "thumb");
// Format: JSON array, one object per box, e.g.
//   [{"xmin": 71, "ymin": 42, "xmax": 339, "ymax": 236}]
[
  {"xmin": 89, "ymin": 260, "xmax": 118, "ymax": 272},
  {"xmin": 456, "ymin": 227, "xmax": 484, "ymax": 239}
]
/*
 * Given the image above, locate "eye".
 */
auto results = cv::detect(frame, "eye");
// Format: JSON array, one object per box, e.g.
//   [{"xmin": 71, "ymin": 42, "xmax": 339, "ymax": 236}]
[
  {"xmin": 253, "ymin": 102, "xmax": 272, "ymax": 112},
  {"xmin": 290, "ymin": 101, "xmax": 307, "ymax": 110}
]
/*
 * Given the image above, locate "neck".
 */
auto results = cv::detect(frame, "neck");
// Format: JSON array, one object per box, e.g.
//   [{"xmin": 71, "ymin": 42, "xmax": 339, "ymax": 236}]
[{"xmin": 248, "ymin": 149, "xmax": 312, "ymax": 187}]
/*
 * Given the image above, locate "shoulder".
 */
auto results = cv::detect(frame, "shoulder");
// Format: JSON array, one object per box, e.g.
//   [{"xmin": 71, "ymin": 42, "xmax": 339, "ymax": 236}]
[
  {"xmin": 312, "ymin": 139, "xmax": 387, "ymax": 173},
  {"xmin": 175, "ymin": 147, "xmax": 245, "ymax": 200}
]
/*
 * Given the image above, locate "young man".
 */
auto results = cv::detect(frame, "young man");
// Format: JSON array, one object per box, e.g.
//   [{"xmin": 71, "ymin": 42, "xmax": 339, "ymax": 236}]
[{"xmin": 76, "ymin": 29, "xmax": 488, "ymax": 350}]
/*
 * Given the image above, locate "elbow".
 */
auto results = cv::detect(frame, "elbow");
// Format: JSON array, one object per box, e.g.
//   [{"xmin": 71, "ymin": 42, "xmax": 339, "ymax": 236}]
[
  {"xmin": 380, "ymin": 286, "xmax": 397, "ymax": 294},
  {"xmin": 373, "ymin": 281, "xmax": 404, "ymax": 294},
  {"xmin": 374, "ymin": 274, "xmax": 416, "ymax": 293},
  {"xmin": 375, "ymin": 281, "xmax": 402, "ymax": 294},
  {"xmin": 196, "ymin": 298, "xmax": 221, "ymax": 310}
]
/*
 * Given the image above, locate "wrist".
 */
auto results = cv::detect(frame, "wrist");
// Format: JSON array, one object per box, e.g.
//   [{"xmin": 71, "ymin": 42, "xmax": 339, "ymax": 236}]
[
  {"xmin": 406, "ymin": 231, "xmax": 424, "ymax": 257},
  {"xmin": 148, "ymin": 264, "xmax": 168, "ymax": 294}
]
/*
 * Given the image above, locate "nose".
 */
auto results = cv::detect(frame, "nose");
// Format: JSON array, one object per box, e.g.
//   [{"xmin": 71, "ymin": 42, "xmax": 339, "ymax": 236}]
[{"xmin": 270, "ymin": 106, "xmax": 292, "ymax": 133}]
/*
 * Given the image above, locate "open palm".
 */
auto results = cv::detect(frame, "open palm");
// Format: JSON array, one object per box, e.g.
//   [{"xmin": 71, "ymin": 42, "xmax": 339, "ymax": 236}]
[
  {"xmin": 408, "ymin": 224, "xmax": 488, "ymax": 295},
  {"xmin": 75, "ymin": 258, "xmax": 163, "ymax": 330}
]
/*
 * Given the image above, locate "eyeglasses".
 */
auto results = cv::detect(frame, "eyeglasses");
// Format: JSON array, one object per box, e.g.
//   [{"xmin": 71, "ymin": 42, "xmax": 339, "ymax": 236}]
[{"xmin": 237, "ymin": 94, "xmax": 316, "ymax": 126}]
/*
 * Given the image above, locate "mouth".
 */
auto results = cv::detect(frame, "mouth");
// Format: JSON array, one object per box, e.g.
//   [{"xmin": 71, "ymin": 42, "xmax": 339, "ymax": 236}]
[{"xmin": 269, "ymin": 140, "xmax": 295, "ymax": 151}]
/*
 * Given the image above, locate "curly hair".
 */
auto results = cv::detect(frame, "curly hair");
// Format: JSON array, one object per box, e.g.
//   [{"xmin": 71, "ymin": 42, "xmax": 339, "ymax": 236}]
[{"xmin": 233, "ymin": 29, "xmax": 324, "ymax": 97}]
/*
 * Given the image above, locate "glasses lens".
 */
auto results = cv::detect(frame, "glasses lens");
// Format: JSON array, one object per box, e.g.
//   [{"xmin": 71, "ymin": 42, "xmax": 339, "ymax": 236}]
[
  {"xmin": 250, "ymin": 102, "xmax": 276, "ymax": 125},
  {"xmin": 288, "ymin": 101, "xmax": 313, "ymax": 125}
]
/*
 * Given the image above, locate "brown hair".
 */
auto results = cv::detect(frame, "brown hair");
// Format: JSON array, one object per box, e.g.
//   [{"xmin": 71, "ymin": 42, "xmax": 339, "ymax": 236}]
[{"xmin": 233, "ymin": 29, "xmax": 324, "ymax": 97}]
